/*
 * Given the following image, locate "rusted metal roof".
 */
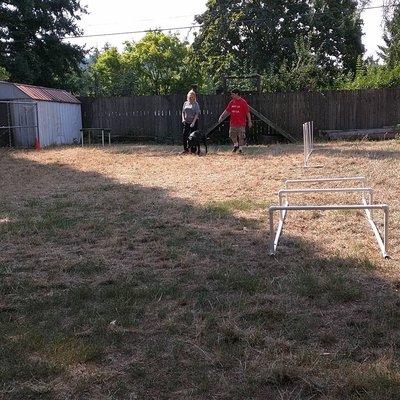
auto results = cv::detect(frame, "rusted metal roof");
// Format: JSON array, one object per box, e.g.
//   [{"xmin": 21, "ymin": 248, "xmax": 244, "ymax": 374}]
[{"xmin": 15, "ymin": 83, "xmax": 80, "ymax": 104}]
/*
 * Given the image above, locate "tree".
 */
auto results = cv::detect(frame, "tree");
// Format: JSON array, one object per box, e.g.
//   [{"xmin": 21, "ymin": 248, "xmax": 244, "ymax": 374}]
[
  {"xmin": 379, "ymin": 2, "xmax": 400, "ymax": 66},
  {"xmin": 123, "ymin": 32, "xmax": 201, "ymax": 95},
  {"xmin": 263, "ymin": 36, "xmax": 336, "ymax": 92},
  {"xmin": 340, "ymin": 57, "xmax": 400, "ymax": 89},
  {"xmin": 193, "ymin": 0, "xmax": 364, "ymax": 89},
  {"xmin": 309, "ymin": 0, "xmax": 364, "ymax": 74},
  {"xmin": 66, "ymin": 49, "xmax": 101, "ymax": 96},
  {"xmin": 0, "ymin": 0, "xmax": 86, "ymax": 88},
  {"xmin": 193, "ymin": 1, "xmax": 309, "ymax": 82},
  {"xmin": 0, "ymin": 66, "xmax": 10, "ymax": 81},
  {"xmin": 91, "ymin": 46, "xmax": 129, "ymax": 96},
  {"xmin": 84, "ymin": 32, "xmax": 203, "ymax": 96}
]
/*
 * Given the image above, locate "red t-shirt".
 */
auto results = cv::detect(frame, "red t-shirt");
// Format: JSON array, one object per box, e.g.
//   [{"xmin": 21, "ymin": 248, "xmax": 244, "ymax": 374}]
[{"xmin": 226, "ymin": 98, "xmax": 249, "ymax": 127}]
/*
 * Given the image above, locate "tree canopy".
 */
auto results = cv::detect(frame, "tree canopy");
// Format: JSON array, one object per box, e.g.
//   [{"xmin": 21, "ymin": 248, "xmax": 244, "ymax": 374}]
[
  {"xmin": 0, "ymin": 0, "xmax": 86, "ymax": 88},
  {"xmin": 5, "ymin": 0, "xmax": 399, "ymax": 94},
  {"xmin": 192, "ymin": 0, "xmax": 364, "ymax": 89},
  {"xmin": 379, "ymin": 2, "xmax": 400, "ymax": 66},
  {"xmin": 81, "ymin": 32, "xmax": 202, "ymax": 96},
  {"xmin": 342, "ymin": 0, "xmax": 400, "ymax": 90},
  {"xmin": 123, "ymin": 32, "xmax": 201, "ymax": 95}
]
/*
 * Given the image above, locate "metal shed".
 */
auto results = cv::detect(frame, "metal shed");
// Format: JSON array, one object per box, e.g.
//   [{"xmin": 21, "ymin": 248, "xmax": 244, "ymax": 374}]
[{"xmin": 0, "ymin": 81, "xmax": 82, "ymax": 148}]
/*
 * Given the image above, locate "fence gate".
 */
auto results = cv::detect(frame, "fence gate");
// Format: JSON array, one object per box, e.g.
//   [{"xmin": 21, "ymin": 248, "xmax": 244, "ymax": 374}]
[{"xmin": 0, "ymin": 101, "xmax": 39, "ymax": 148}]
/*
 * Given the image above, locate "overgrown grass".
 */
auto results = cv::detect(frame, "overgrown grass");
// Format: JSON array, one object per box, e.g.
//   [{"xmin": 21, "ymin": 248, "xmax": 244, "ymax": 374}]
[
  {"xmin": 295, "ymin": 269, "xmax": 362, "ymax": 302},
  {"xmin": 1, "ymin": 143, "xmax": 399, "ymax": 399},
  {"xmin": 205, "ymin": 198, "xmax": 270, "ymax": 216}
]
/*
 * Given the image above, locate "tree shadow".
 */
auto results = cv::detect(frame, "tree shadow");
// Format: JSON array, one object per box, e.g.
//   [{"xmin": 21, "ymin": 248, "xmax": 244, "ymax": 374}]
[{"xmin": 0, "ymin": 150, "xmax": 399, "ymax": 400}]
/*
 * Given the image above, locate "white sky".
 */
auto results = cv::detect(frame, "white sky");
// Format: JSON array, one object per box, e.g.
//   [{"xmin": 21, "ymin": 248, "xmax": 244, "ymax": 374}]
[{"xmin": 67, "ymin": 0, "xmax": 385, "ymax": 59}]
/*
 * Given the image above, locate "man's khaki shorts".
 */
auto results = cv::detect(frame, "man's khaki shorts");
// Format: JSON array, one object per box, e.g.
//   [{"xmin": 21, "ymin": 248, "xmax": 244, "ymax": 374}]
[{"xmin": 229, "ymin": 126, "xmax": 246, "ymax": 146}]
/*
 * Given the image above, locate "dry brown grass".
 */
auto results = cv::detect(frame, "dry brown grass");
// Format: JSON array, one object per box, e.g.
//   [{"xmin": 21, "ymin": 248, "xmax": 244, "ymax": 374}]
[{"xmin": 0, "ymin": 140, "xmax": 399, "ymax": 399}]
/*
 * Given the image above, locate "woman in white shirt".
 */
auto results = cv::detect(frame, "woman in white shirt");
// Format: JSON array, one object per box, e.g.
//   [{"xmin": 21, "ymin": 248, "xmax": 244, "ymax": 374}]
[{"xmin": 181, "ymin": 90, "xmax": 200, "ymax": 153}]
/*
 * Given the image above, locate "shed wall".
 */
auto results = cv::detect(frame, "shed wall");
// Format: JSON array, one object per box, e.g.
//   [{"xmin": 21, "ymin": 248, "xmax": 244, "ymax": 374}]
[{"xmin": 37, "ymin": 102, "xmax": 82, "ymax": 147}]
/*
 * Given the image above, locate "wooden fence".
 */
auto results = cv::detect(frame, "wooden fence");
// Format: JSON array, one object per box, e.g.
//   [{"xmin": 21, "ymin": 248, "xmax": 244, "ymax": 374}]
[{"xmin": 80, "ymin": 88, "xmax": 400, "ymax": 143}]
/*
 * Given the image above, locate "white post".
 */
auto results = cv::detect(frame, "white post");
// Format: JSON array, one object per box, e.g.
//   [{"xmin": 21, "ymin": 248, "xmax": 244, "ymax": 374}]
[
  {"xmin": 268, "ymin": 204, "xmax": 389, "ymax": 258},
  {"xmin": 384, "ymin": 206, "xmax": 389, "ymax": 256},
  {"xmin": 285, "ymin": 176, "xmax": 366, "ymax": 188},
  {"xmin": 269, "ymin": 209, "xmax": 275, "ymax": 255}
]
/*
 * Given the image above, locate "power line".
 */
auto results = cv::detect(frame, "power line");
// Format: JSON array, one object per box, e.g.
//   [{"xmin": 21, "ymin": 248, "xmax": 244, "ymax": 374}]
[
  {"xmin": 86, "ymin": 14, "xmax": 196, "ymax": 28},
  {"xmin": 82, "ymin": 5, "xmax": 392, "ymax": 29},
  {"xmin": 63, "ymin": 3, "xmax": 393, "ymax": 41},
  {"xmin": 63, "ymin": 24, "xmax": 202, "ymax": 40},
  {"xmin": 364, "ymin": 5, "xmax": 394, "ymax": 10},
  {"xmin": 0, "ymin": 2, "xmax": 394, "ymax": 46}
]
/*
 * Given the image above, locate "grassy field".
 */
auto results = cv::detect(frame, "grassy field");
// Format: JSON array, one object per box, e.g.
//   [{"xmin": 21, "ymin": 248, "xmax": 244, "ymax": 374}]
[{"xmin": 0, "ymin": 141, "xmax": 399, "ymax": 399}]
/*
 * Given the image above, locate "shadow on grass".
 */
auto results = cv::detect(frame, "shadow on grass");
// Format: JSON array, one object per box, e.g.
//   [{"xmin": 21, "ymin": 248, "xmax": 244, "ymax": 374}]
[{"xmin": 0, "ymin": 149, "xmax": 399, "ymax": 400}]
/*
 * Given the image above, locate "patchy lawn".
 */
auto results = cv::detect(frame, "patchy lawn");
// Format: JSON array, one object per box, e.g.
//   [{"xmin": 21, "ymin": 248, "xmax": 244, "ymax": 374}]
[{"xmin": 0, "ymin": 141, "xmax": 399, "ymax": 399}]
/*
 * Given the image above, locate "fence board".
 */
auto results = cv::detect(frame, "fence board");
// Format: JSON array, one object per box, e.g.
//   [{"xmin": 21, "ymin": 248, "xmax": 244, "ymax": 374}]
[{"xmin": 80, "ymin": 88, "xmax": 400, "ymax": 143}]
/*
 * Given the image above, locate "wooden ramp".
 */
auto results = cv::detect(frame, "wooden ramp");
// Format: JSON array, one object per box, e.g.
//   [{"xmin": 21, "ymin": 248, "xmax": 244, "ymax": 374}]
[
  {"xmin": 203, "ymin": 107, "xmax": 296, "ymax": 143},
  {"xmin": 249, "ymin": 106, "xmax": 296, "ymax": 143}
]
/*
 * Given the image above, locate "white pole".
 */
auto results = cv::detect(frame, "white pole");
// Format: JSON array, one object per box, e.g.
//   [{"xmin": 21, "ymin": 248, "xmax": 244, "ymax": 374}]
[
  {"xmin": 268, "ymin": 204, "xmax": 389, "ymax": 258},
  {"xmin": 285, "ymin": 176, "xmax": 366, "ymax": 187}
]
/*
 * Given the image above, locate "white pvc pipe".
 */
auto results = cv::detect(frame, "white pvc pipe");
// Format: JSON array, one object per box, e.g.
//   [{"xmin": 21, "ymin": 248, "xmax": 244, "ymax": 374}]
[
  {"xmin": 285, "ymin": 176, "xmax": 366, "ymax": 188},
  {"xmin": 269, "ymin": 204, "xmax": 389, "ymax": 258},
  {"xmin": 279, "ymin": 187, "xmax": 373, "ymax": 209},
  {"xmin": 279, "ymin": 187, "xmax": 373, "ymax": 195},
  {"xmin": 303, "ymin": 121, "xmax": 314, "ymax": 167},
  {"xmin": 270, "ymin": 204, "xmax": 388, "ymax": 212}
]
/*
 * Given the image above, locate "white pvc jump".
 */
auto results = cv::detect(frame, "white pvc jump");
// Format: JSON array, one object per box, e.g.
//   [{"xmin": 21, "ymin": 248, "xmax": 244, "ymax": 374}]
[
  {"xmin": 303, "ymin": 121, "xmax": 313, "ymax": 167},
  {"xmin": 268, "ymin": 177, "xmax": 389, "ymax": 259},
  {"xmin": 303, "ymin": 121, "xmax": 323, "ymax": 168},
  {"xmin": 285, "ymin": 176, "xmax": 366, "ymax": 188}
]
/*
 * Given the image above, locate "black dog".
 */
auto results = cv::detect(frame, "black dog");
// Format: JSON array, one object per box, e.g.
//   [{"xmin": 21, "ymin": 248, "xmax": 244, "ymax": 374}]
[{"xmin": 187, "ymin": 130, "xmax": 208, "ymax": 155}]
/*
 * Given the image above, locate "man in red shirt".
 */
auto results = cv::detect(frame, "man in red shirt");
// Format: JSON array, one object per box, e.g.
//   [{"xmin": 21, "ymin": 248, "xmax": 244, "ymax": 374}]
[{"xmin": 218, "ymin": 88, "xmax": 252, "ymax": 154}]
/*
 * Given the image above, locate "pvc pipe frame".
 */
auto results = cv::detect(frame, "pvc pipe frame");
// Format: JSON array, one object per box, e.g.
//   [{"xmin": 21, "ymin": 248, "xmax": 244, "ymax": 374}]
[
  {"xmin": 303, "ymin": 121, "xmax": 314, "ymax": 167},
  {"xmin": 268, "ymin": 178, "xmax": 389, "ymax": 258},
  {"xmin": 285, "ymin": 176, "xmax": 366, "ymax": 188}
]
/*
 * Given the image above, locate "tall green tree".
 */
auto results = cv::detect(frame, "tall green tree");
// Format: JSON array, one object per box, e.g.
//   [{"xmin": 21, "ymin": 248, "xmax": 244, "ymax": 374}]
[
  {"xmin": 66, "ymin": 49, "xmax": 101, "ymax": 96},
  {"xmin": 0, "ymin": 0, "xmax": 86, "ymax": 88},
  {"xmin": 263, "ymin": 36, "xmax": 337, "ymax": 92},
  {"xmin": 85, "ymin": 32, "xmax": 202, "ymax": 96},
  {"xmin": 0, "ymin": 66, "xmax": 10, "ymax": 81},
  {"xmin": 91, "ymin": 46, "xmax": 129, "ymax": 96},
  {"xmin": 123, "ymin": 32, "xmax": 201, "ymax": 95},
  {"xmin": 379, "ymin": 1, "xmax": 400, "ymax": 66},
  {"xmin": 193, "ymin": 0, "xmax": 364, "ymax": 88},
  {"xmin": 340, "ymin": 57, "xmax": 400, "ymax": 89},
  {"xmin": 309, "ymin": 0, "xmax": 364, "ymax": 74}
]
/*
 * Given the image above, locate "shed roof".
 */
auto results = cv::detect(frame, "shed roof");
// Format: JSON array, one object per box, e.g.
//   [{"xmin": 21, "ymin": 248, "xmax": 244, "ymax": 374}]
[
  {"xmin": 15, "ymin": 83, "xmax": 80, "ymax": 104},
  {"xmin": 0, "ymin": 81, "xmax": 80, "ymax": 104}
]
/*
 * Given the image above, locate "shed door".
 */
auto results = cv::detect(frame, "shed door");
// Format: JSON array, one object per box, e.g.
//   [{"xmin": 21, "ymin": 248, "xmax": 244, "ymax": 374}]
[{"xmin": 12, "ymin": 103, "xmax": 37, "ymax": 148}]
